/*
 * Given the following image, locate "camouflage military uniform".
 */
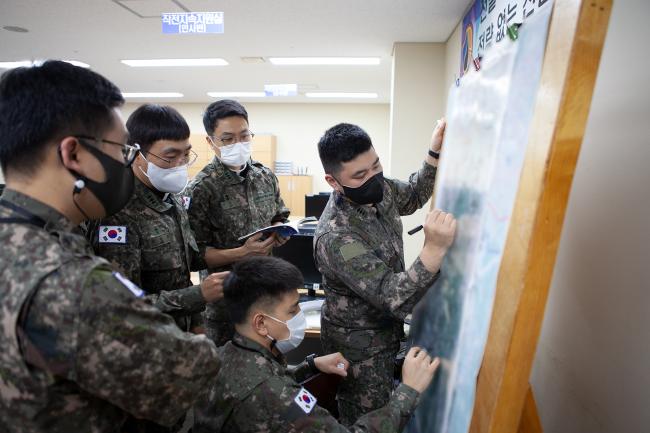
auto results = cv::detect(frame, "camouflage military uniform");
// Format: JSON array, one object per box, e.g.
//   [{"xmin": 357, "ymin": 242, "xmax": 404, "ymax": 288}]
[
  {"xmin": 194, "ymin": 332, "xmax": 420, "ymax": 433},
  {"xmin": 313, "ymin": 162, "xmax": 439, "ymax": 426},
  {"xmin": 0, "ymin": 189, "xmax": 220, "ymax": 432},
  {"xmin": 186, "ymin": 157, "xmax": 289, "ymax": 345},
  {"xmin": 87, "ymin": 177, "xmax": 207, "ymax": 332}
]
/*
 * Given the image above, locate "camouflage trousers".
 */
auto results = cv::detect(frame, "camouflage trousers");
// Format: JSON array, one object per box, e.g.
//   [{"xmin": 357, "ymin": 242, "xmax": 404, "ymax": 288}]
[{"xmin": 321, "ymin": 322, "xmax": 398, "ymax": 426}]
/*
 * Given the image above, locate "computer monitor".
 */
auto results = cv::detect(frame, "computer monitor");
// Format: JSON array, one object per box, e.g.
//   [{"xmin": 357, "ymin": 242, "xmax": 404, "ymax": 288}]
[
  {"xmin": 273, "ymin": 234, "xmax": 322, "ymax": 288},
  {"xmin": 305, "ymin": 192, "xmax": 330, "ymax": 219}
]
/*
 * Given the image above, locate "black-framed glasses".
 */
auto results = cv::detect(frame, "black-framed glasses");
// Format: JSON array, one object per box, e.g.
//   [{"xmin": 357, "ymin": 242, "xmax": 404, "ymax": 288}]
[
  {"xmin": 74, "ymin": 135, "xmax": 140, "ymax": 167},
  {"xmin": 143, "ymin": 148, "xmax": 198, "ymax": 167},
  {"xmin": 209, "ymin": 131, "xmax": 255, "ymax": 146}
]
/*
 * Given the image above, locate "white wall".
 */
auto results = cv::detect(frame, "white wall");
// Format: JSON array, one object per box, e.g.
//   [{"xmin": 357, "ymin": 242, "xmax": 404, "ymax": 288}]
[
  {"xmin": 122, "ymin": 102, "xmax": 390, "ymax": 194},
  {"xmin": 530, "ymin": 1, "xmax": 650, "ymax": 432},
  {"xmin": 389, "ymin": 42, "xmax": 447, "ymax": 266},
  {"xmin": 444, "ymin": 1, "xmax": 650, "ymax": 432},
  {"xmin": 444, "ymin": 22, "xmax": 462, "ymax": 104}
]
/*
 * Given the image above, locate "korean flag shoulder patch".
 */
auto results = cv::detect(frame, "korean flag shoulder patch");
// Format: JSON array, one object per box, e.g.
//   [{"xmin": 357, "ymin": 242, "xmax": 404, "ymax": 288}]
[
  {"xmin": 293, "ymin": 387, "xmax": 317, "ymax": 414},
  {"xmin": 113, "ymin": 272, "xmax": 144, "ymax": 298},
  {"xmin": 181, "ymin": 196, "xmax": 191, "ymax": 210},
  {"xmin": 99, "ymin": 225, "xmax": 127, "ymax": 244}
]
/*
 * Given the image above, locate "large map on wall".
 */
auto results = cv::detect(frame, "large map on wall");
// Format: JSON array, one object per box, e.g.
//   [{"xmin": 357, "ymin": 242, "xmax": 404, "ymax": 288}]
[{"xmin": 407, "ymin": 8, "xmax": 552, "ymax": 433}]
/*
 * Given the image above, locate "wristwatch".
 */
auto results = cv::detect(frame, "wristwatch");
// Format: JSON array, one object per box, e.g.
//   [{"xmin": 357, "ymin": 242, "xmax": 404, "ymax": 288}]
[
  {"xmin": 306, "ymin": 353, "xmax": 318, "ymax": 373},
  {"xmin": 428, "ymin": 149, "xmax": 440, "ymax": 159}
]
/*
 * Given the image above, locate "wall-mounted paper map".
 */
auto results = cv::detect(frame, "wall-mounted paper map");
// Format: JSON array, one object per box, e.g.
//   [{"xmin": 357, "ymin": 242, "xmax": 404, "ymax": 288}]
[{"xmin": 407, "ymin": 7, "xmax": 552, "ymax": 433}]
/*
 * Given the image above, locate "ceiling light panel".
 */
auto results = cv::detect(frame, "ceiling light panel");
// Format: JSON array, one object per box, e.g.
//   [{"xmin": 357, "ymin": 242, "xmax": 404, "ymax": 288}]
[
  {"xmin": 121, "ymin": 58, "xmax": 228, "ymax": 67},
  {"xmin": 207, "ymin": 92, "xmax": 266, "ymax": 98}
]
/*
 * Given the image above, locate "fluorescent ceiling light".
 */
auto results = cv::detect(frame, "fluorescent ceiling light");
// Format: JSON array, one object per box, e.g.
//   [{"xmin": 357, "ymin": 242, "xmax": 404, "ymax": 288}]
[
  {"xmin": 269, "ymin": 57, "xmax": 380, "ymax": 66},
  {"xmin": 305, "ymin": 92, "xmax": 378, "ymax": 99},
  {"xmin": 0, "ymin": 61, "xmax": 32, "ymax": 69},
  {"xmin": 63, "ymin": 60, "xmax": 90, "ymax": 68},
  {"xmin": 207, "ymin": 92, "xmax": 266, "ymax": 98},
  {"xmin": 0, "ymin": 59, "xmax": 90, "ymax": 69},
  {"xmin": 121, "ymin": 58, "xmax": 228, "ymax": 67},
  {"xmin": 122, "ymin": 92, "xmax": 184, "ymax": 98}
]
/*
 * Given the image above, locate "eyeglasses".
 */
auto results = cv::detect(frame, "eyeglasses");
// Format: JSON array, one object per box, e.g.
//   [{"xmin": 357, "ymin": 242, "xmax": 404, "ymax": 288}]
[
  {"xmin": 209, "ymin": 131, "xmax": 255, "ymax": 147},
  {"xmin": 143, "ymin": 148, "xmax": 198, "ymax": 167},
  {"xmin": 74, "ymin": 135, "xmax": 140, "ymax": 167}
]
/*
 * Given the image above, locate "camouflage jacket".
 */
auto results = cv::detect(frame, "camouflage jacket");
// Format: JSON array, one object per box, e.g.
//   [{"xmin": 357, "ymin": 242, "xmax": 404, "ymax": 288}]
[
  {"xmin": 87, "ymin": 178, "xmax": 206, "ymax": 331},
  {"xmin": 194, "ymin": 333, "xmax": 420, "ymax": 433},
  {"xmin": 186, "ymin": 158, "xmax": 289, "ymax": 321},
  {"xmin": 0, "ymin": 189, "xmax": 220, "ymax": 432},
  {"xmin": 314, "ymin": 162, "xmax": 439, "ymax": 359}
]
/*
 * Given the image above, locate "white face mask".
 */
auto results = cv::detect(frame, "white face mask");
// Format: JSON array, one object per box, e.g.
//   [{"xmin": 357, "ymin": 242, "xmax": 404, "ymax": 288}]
[
  {"xmin": 139, "ymin": 155, "xmax": 189, "ymax": 194},
  {"xmin": 216, "ymin": 141, "xmax": 252, "ymax": 168},
  {"xmin": 265, "ymin": 310, "xmax": 306, "ymax": 354}
]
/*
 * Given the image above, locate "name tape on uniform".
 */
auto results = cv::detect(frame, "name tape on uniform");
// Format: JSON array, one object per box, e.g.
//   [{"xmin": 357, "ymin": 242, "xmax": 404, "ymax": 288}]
[
  {"xmin": 99, "ymin": 225, "xmax": 127, "ymax": 244},
  {"xmin": 339, "ymin": 242, "xmax": 367, "ymax": 262},
  {"xmin": 294, "ymin": 387, "xmax": 317, "ymax": 414}
]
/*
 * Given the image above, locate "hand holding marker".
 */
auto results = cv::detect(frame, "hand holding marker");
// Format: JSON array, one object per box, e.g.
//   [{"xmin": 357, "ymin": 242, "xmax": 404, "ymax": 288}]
[{"xmin": 408, "ymin": 224, "xmax": 424, "ymax": 236}]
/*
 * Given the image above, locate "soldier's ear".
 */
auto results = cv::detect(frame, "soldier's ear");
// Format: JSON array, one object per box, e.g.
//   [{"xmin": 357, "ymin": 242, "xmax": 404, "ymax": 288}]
[
  {"xmin": 252, "ymin": 312, "xmax": 269, "ymax": 336},
  {"xmin": 59, "ymin": 137, "xmax": 84, "ymax": 173},
  {"xmin": 325, "ymin": 174, "xmax": 342, "ymax": 194}
]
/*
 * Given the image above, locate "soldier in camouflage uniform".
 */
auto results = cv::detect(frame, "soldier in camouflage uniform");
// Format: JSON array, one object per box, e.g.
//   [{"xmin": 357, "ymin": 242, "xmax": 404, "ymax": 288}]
[
  {"xmin": 194, "ymin": 256, "xmax": 441, "ymax": 433},
  {"xmin": 186, "ymin": 100, "xmax": 290, "ymax": 346},
  {"xmin": 313, "ymin": 122, "xmax": 457, "ymax": 425},
  {"xmin": 0, "ymin": 61, "xmax": 220, "ymax": 432},
  {"xmin": 87, "ymin": 104, "xmax": 227, "ymax": 336}
]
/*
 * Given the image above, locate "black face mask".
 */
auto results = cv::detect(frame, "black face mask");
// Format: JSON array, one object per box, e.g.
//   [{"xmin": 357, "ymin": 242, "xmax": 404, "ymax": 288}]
[
  {"xmin": 338, "ymin": 172, "xmax": 384, "ymax": 205},
  {"xmin": 72, "ymin": 142, "xmax": 135, "ymax": 217}
]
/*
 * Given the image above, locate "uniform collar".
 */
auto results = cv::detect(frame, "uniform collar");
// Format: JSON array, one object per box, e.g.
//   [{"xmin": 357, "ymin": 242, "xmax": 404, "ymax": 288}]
[
  {"xmin": 0, "ymin": 189, "xmax": 93, "ymax": 254},
  {"xmin": 332, "ymin": 190, "xmax": 380, "ymax": 219},
  {"xmin": 134, "ymin": 177, "xmax": 173, "ymax": 213},
  {"xmin": 0, "ymin": 188, "xmax": 81, "ymax": 234},
  {"xmin": 231, "ymin": 332, "xmax": 287, "ymax": 367},
  {"xmin": 210, "ymin": 156, "xmax": 262, "ymax": 185}
]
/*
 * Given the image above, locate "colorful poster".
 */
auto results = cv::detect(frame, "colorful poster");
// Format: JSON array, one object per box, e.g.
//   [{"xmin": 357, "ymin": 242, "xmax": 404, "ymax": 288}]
[
  {"xmin": 460, "ymin": 1, "xmax": 482, "ymax": 77},
  {"xmin": 408, "ymin": 7, "xmax": 552, "ymax": 433}
]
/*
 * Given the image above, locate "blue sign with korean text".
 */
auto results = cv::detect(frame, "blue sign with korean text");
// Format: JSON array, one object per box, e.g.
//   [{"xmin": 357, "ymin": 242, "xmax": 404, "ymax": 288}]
[{"xmin": 162, "ymin": 12, "xmax": 224, "ymax": 34}]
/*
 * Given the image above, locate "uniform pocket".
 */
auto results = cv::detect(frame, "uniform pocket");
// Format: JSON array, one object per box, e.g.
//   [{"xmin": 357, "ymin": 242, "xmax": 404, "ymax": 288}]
[
  {"xmin": 140, "ymin": 224, "xmax": 185, "ymax": 271},
  {"xmin": 141, "ymin": 240, "xmax": 183, "ymax": 271}
]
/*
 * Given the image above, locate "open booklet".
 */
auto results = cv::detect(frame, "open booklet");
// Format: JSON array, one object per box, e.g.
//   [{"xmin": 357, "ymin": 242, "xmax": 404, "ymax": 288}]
[{"xmin": 237, "ymin": 217, "xmax": 318, "ymax": 242}]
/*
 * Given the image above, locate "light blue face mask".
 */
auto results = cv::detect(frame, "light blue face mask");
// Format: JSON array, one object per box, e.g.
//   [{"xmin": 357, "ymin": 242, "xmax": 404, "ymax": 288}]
[{"xmin": 265, "ymin": 310, "xmax": 306, "ymax": 354}]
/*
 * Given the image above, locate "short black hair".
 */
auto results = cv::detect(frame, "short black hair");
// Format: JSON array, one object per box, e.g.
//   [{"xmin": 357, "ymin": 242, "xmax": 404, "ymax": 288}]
[
  {"xmin": 0, "ymin": 60, "xmax": 124, "ymax": 175},
  {"xmin": 126, "ymin": 104, "xmax": 190, "ymax": 153},
  {"xmin": 224, "ymin": 256, "xmax": 304, "ymax": 325},
  {"xmin": 203, "ymin": 99, "xmax": 248, "ymax": 134},
  {"xmin": 318, "ymin": 123, "xmax": 373, "ymax": 174}
]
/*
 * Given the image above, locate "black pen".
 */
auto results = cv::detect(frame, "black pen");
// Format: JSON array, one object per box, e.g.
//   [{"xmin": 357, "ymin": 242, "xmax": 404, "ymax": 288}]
[{"xmin": 408, "ymin": 225, "xmax": 423, "ymax": 235}]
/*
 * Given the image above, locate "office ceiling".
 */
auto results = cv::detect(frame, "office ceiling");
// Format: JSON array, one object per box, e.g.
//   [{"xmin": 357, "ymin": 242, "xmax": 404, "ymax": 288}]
[{"xmin": 0, "ymin": 0, "xmax": 471, "ymax": 103}]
